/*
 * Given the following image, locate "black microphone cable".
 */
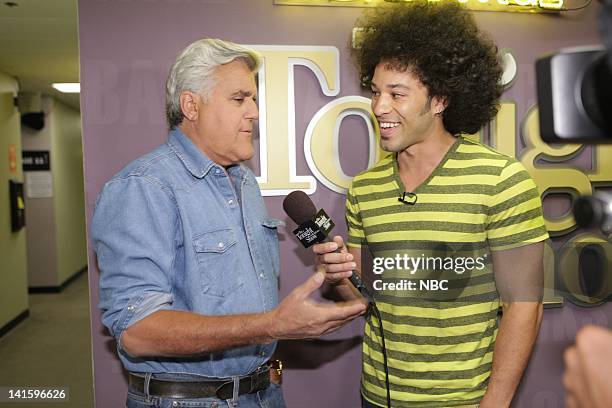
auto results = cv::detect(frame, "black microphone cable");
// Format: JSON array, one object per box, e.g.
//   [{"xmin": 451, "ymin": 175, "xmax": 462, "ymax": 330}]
[
  {"xmin": 331, "ymin": 251, "xmax": 391, "ymax": 408},
  {"xmin": 324, "ymin": 246, "xmax": 392, "ymax": 408},
  {"xmin": 366, "ymin": 299, "xmax": 391, "ymax": 408}
]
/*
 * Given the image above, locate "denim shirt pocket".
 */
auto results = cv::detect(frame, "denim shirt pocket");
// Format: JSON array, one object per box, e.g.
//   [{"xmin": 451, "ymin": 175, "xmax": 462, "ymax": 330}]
[
  {"xmin": 193, "ymin": 228, "xmax": 242, "ymax": 297},
  {"xmin": 261, "ymin": 218, "xmax": 283, "ymax": 278}
]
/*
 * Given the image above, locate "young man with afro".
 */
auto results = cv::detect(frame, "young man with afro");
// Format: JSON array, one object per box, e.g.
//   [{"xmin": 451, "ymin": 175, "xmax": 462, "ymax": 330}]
[{"xmin": 314, "ymin": 3, "xmax": 548, "ymax": 407}]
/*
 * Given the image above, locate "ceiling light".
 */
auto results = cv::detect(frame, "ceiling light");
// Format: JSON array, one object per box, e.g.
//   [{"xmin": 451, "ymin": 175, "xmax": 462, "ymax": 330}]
[{"xmin": 52, "ymin": 83, "xmax": 80, "ymax": 93}]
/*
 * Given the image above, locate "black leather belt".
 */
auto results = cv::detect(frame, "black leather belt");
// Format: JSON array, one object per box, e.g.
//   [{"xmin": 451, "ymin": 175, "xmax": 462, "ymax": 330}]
[{"xmin": 128, "ymin": 366, "xmax": 270, "ymax": 400}]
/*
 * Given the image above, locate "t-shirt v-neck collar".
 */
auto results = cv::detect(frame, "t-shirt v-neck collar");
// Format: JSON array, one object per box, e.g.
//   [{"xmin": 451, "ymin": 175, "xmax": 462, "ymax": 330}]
[{"xmin": 391, "ymin": 136, "xmax": 463, "ymax": 195}]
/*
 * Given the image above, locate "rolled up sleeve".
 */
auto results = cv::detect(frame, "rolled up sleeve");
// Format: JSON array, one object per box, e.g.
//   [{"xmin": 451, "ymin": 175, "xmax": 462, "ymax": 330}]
[{"xmin": 91, "ymin": 175, "xmax": 180, "ymax": 346}]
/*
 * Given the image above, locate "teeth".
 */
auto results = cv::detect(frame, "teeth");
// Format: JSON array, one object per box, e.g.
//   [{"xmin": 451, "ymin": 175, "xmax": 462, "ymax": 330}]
[{"xmin": 379, "ymin": 122, "xmax": 400, "ymax": 129}]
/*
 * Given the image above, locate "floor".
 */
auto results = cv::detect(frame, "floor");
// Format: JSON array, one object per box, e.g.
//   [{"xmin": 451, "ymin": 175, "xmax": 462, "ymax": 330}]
[{"xmin": 0, "ymin": 272, "xmax": 95, "ymax": 408}]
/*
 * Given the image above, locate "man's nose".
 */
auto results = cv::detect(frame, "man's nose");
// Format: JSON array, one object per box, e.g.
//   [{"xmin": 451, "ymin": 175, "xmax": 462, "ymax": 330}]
[
  {"xmin": 372, "ymin": 95, "xmax": 391, "ymax": 116},
  {"xmin": 246, "ymin": 98, "xmax": 259, "ymax": 120}
]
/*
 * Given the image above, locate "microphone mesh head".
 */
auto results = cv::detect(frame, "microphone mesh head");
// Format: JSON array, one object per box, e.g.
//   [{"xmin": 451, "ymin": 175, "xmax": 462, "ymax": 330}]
[{"xmin": 283, "ymin": 190, "xmax": 317, "ymax": 225}]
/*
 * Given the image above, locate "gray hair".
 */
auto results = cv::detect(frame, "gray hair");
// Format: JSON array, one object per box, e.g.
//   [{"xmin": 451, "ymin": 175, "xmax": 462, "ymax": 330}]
[{"xmin": 165, "ymin": 38, "xmax": 262, "ymax": 129}]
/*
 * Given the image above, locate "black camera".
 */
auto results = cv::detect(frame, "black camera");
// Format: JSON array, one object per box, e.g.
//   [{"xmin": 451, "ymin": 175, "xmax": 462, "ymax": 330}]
[
  {"xmin": 536, "ymin": 0, "xmax": 612, "ymax": 232},
  {"xmin": 536, "ymin": 0, "xmax": 612, "ymax": 144}
]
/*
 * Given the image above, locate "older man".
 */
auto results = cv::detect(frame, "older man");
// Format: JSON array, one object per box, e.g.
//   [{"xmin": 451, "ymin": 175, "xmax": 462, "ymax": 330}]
[{"xmin": 91, "ymin": 38, "xmax": 366, "ymax": 408}]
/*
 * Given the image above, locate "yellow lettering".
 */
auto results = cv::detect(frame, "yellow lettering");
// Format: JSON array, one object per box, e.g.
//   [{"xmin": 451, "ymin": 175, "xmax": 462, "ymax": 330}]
[
  {"xmin": 588, "ymin": 145, "xmax": 612, "ymax": 187},
  {"xmin": 304, "ymin": 96, "xmax": 383, "ymax": 193},
  {"xmin": 489, "ymin": 101, "xmax": 517, "ymax": 157},
  {"xmin": 543, "ymin": 239, "xmax": 563, "ymax": 307},
  {"xmin": 252, "ymin": 46, "xmax": 340, "ymax": 195},
  {"xmin": 519, "ymin": 106, "xmax": 591, "ymax": 236},
  {"xmin": 557, "ymin": 234, "xmax": 612, "ymax": 306}
]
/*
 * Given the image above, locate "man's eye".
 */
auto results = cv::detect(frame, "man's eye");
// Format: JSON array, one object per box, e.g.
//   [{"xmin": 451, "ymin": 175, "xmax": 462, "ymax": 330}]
[
  {"xmin": 233, "ymin": 97, "xmax": 244, "ymax": 103},
  {"xmin": 371, "ymin": 90, "xmax": 380, "ymax": 97},
  {"xmin": 391, "ymin": 93, "xmax": 404, "ymax": 99}
]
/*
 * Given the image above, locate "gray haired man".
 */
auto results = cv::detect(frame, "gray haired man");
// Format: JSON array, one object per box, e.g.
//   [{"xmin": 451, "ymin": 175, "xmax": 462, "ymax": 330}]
[{"xmin": 91, "ymin": 38, "xmax": 366, "ymax": 408}]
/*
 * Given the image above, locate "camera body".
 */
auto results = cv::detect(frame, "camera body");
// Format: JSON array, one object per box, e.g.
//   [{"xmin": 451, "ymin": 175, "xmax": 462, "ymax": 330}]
[
  {"xmin": 535, "ymin": 0, "xmax": 612, "ymax": 232},
  {"xmin": 536, "ymin": 46, "xmax": 611, "ymax": 143},
  {"xmin": 536, "ymin": 0, "xmax": 612, "ymax": 144}
]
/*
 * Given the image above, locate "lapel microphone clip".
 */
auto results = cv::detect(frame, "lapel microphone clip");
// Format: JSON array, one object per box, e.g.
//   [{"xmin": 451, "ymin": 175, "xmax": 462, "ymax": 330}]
[{"xmin": 398, "ymin": 192, "xmax": 418, "ymax": 205}]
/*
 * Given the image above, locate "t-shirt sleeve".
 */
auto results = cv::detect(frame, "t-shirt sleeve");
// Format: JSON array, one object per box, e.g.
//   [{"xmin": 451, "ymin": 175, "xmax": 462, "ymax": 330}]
[
  {"xmin": 486, "ymin": 159, "xmax": 549, "ymax": 250},
  {"xmin": 346, "ymin": 183, "xmax": 366, "ymax": 248}
]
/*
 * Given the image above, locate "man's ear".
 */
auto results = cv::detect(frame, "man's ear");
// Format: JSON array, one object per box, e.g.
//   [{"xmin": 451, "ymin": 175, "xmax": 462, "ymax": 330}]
[
  {"xmin": 431, "ymin": 95, "xmax": 449, "ymax": 116},
  {"xmin": 179, "ymin": 91, "xmax": 200, "ymax": 122}
]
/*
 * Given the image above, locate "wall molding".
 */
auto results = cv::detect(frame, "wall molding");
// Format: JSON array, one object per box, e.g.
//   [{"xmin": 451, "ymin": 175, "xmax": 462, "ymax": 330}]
[
  {"xmin": 28, "ymin": 265, "xmax": 87, "ymax": 294},
  {"xmin": 0, "ymin": 309, "xmax": 29, "ymax": 339}
]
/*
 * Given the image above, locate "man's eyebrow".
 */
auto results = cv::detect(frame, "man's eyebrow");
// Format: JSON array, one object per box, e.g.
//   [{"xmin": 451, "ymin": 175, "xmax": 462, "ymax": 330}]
[
  {"xmin": 386, "ymin": 83, "xmax": 411, "ymax": 91},
  {"xmin": 370, "ymin": 82, "xmax": 410, "ymax": 91},
  {"xmin": 231, "ymin": 90, "xmax": 255, "ymax": 97}
]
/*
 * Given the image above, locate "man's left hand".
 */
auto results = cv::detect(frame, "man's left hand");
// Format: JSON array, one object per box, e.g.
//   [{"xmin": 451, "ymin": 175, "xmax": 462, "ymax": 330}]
[{"xmin": 564, "ymin": 325, "xmax": 612, "ymax": 408}]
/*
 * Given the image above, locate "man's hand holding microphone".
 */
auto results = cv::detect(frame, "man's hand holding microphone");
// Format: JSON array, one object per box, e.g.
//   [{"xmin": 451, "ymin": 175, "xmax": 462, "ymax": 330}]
[{"xmin": 282, "ymin": 190, "xmax": 369, "ymax": 304}]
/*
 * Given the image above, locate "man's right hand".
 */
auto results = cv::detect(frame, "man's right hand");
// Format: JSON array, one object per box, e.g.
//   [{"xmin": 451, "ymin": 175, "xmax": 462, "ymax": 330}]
[
  {"xmin": 268, "ymin": 271, "xmax": 366, "ymax": 340},
  {"xmin": 312, "ymin": 235, "xmax": 357, "ymax": 285},
  {"xmin": 122, "ymin": 270, "xmax": 367, "ymax": 357}
]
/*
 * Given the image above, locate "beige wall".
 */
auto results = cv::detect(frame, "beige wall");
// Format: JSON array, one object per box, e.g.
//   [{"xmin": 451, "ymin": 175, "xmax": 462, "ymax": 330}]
[
  {"xmin": 0, "ymin": 71, "xmax": 28, "ymax": 327},
  {"xmin": 22, "ymin": 96, "xmax": 86, "ymax": 287},
  {"xmin": 22, "ymin": 98, "xmax": 58, "ymax": 287},
  {"xmin": 51, "ymin": 100, "xmax": 87, "ymax": 284}
]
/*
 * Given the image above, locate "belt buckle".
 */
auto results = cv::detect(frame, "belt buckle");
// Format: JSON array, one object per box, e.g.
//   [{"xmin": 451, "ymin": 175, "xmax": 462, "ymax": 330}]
[
  {"xmin": 269, "ymin": 359, "xmax": 282, "ymax": 376},
  {"xmin": 268, "ymin": 359, "xmax": 282, "ymax": 385}
]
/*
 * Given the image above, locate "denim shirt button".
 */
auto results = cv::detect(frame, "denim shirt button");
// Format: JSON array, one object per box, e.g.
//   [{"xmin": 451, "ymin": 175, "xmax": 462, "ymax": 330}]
[
  {"xmin": 127, "ymin": 305, "xmax": 135, "ymax": 312},
  {"xmin": 172, "ymin": 402, "xmax": 178, "ymax": 407},
  {"xmin": 259, "ymin": 273, "xmax": 264, "ymax": 279},
  {"xmin": 217, "ymin": 242, "xmax": 225, "ymax": 249},
  {"xmin": 228, "ymin": 199, "xmax": 234, "ymax": 205}
]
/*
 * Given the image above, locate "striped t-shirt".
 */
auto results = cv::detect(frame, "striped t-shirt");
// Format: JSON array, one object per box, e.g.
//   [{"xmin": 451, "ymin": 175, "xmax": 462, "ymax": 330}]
[{"xmin": 346, "ymin": 136, "xmax": 548, "ymax": 407}]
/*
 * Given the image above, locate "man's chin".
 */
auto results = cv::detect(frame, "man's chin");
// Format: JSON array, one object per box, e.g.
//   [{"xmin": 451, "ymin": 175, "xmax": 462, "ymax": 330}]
[
  {"xmin": 379, "ymin": 140, "xmax": 403, "ymax": 153},
  {"xmin": 238, "ymin": 148, "xmax": 255, "ymax": 163}
]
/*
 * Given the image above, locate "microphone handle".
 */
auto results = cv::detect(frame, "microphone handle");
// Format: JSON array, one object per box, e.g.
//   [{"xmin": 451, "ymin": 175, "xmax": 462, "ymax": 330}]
[
  {"xmin": 349, "ymin": 273, "xmax": 373, "ymax": 303},
  {"xmin": 331, "ymin": 245, "xmax": 373, "ymax": 303}
]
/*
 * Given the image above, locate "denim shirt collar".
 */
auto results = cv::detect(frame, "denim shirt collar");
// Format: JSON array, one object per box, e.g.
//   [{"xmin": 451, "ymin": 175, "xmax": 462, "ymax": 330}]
[
  {"xmin": 167, "ymin": 128, "xmax": 216, "ymax": 179},
  {"xmin": 167, "ymin": 128, "xmax": 246, "ymax": 181}
]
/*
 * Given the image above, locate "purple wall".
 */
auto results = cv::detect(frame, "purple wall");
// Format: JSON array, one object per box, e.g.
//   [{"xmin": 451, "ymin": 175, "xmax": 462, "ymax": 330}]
[{"xmin": 78, "ymin": 1, "xmax": 610, "ymax": 407}]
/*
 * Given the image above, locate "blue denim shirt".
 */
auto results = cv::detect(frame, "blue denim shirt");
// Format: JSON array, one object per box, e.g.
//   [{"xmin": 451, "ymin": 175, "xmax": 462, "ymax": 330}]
[{"xmin": 91, "ymin": 129, "xmax": 282, "ymax": 378}]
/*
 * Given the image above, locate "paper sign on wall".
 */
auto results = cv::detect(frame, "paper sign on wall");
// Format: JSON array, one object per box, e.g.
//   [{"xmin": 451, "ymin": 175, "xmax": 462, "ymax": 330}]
[{"xmin": 26, "ymin": 172, "xmax": 53, "ymax": 198}]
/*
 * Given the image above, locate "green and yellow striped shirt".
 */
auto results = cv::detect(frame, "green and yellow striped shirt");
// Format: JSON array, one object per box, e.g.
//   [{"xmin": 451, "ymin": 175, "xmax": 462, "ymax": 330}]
[{"xmin": 346, "ymin": 137, "xmax": 548, "ymax": 407}]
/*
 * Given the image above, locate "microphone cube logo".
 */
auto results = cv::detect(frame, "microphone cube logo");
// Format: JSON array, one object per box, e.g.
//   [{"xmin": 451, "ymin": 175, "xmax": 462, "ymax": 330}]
[
  {"xmin": 293, "ymin": 221, "xmax": 327, "ymax": 247},
  {"xmin": 313, "ymin": 209, "xmax": 335, "ymax": 236},
  {"xmin": 292, "ymin": 209, "xmax": 336, "ymax": 248}
]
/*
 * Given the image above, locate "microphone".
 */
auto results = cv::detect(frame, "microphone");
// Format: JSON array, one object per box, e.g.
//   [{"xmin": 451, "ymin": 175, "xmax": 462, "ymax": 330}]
[
  {"xmin": 398, "ymin": 192, "xmax": 418, "ymax": 205},
  {"xmin": 283, "ymin": 190, "xmax": 373, "ymax": 302}
]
